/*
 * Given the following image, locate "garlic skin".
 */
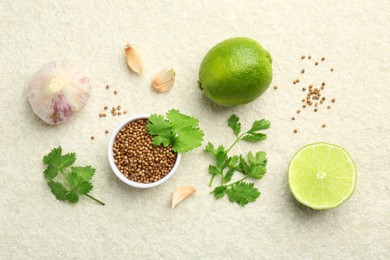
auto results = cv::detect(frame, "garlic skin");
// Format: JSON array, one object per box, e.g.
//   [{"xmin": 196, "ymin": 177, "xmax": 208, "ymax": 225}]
[
  {"xmin": 172, "ymin": 186, "xmax": 196, "ymax": 209},
  {"xmin": 124, "ymin": 44, "xmax": 143, "ymax": 74},
  {"xmin": 27, "ymin": 61, "xmax": 91, "ymax": 125},
  {"xmin": 152, "ymin": 68, "xmax": 175, "ymax": 93}
]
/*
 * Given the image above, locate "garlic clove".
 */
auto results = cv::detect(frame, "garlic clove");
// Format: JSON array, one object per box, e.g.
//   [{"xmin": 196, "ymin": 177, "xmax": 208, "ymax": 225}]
[
  {"xmin": 27, "ymin": 60, "xmax": 91, "ymax": 125},
  {"xmin": 171, "ymin": 186, "xmax": 196, "ymax": 209},
  {"xmin": 152, "ymin": 68, "xmax": 175, "ymax": 93},
  {"xmin": 124, "ymin": 44, "xmax": 143, "ymax": 74}
]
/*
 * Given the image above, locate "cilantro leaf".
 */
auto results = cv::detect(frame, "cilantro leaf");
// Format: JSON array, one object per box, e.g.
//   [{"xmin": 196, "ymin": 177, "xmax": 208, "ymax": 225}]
[
  {"xmin": 77, "ymin": 182, "xmax": 93, "ymax": 194},
  {"xmin": 242, "ymin": 133, "xmax": 267, "ymax": 142},
  {"xmin": 167, "ymin": 109, "xmax": 199, "ymax": 128},
  {"xmin": 205, "ymin": 142, "xmax": 216, "ymax": 155},
  {"xmin": 225, "ymin": 182, "xmax": 260, "ymax": 206},
  {"xmin": 58, "ymin": 153, "xmax": 76, "ymax": 170},
  {"xmin": 216, "ymin": 150, "xmax": 228, "ymax": 169},
  {"xmin": 47, "ymin": 181, "xmax": 68, "ymax": 201},
  {"xmin": 248, "ymin": 119, "xmax": 271, "ymax": 133},
  {"xmin": 228, "ymin": 114, "xmax": 241, "ymax": 136},
  {"xmin": 44, "ymin": 165, "xmax": 59, "ymax": 180},
  {"xmin": 208, "ymin": 165, "xmax": 221, "ymax": 176},
  {"xmin": 42, "ymin": 147, "xmax": 104, "ymax": 206},
  {"xmin": 66, "ymin": 192, "xmax": 79, "ymax": 204},
  {"xmin": 212, "ymin": 186, "xmax": 227, "ymax": 199},
  {"xmin": 71, "ymin": 166, "xmax": 95, "ymax": 181},
  {"xmin": 43, "ymin": 146, "xmax": 62, "ymax": 165},
  {"xmin": 172, "ymin": 126, "xmax": 204, "ymax": 153},
  {"xmin": 147, "ymin": 110, "xmax": 204, "ymax": 153},
  {"xmin": 223, "ymin": 168, "xmax": 235, "ymax": 183}
]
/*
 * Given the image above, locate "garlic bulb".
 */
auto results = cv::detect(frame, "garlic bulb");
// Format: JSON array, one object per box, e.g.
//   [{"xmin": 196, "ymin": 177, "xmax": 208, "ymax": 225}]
[
  {"xmin": 152, "ymin": 68, "xmax": 175, "ymax": 93},
  {"xmin": 27, "ymin": 61, "xmax": 91, "ymax": 125}
]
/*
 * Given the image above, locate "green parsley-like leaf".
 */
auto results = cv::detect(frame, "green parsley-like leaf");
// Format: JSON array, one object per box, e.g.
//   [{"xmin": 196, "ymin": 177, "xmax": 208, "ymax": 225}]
[
  {"xmin": 167, "ymin": 109, "xmax": 199, "ymax": 128},
  {"xmin": 66, "ymin": 192, "xmax": 79, "ymax": 204},
  {"xmin": 44, "ymin": 165, "xmax": 59, "ymax": 180},
  {"xmin": 225, "ymin": 182, "xmax": 260, "ymax": 206},
  {"xmin": 227, "ymin": 114, "xmax": 241, "ymax": 136},
  {"xmin": 248, "ymin": 165, "xmax": 267, "ymax": 179},
  {"xmin": 212, "ymin": 186, "xmax": 227, "ymax": 199},
  {"xmin": 242, "ymin": 133, "xmax": 267, "ymax": 142},
  {"xmin": 172, "ymin": 126, "xmax": 204, "ymax": 153},
  {"xmin": 43, "ymin": 146, "xmax": 62, "ymax": 165},
  {"xmin": 58, "ymin": 153, "xmax": 77, "ymax": 170},
  {"xmin": 223, "ymin": 168, "xmax": 235, "ymax": 183},
  {"xmin": 205, "ymin": 142, "xmax": 217, "ymax": 156},
  {"xmin": 209, "ymin": 165, "xmax": 221, "ymax": 176},
  {"xmin": 248, "ymin": 119, "xmax": 271, "ymax": 133},
  {"xmin": 147, "ymin": 110, "xmax": 204, "ymax": 153},
  {"xmin": 47, "ymin": 181, "xmax": 68, "ymax": 201},
  {"xmin": 216, "ymin": 150, "xmax": 228, "ymax": 169},
  {"xmin": 71, "ymin": 166, "xmax": 95, "ymax": 181},
  {"xmin": 77, "ymin": 182, "xmax": 93, "ymax": 194}
]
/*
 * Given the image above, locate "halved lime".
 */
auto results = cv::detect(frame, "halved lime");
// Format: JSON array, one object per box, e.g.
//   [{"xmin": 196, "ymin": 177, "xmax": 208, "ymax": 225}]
[{"xmin": 288, "ymin": 143, "xmax": 357, "ymax": 210}]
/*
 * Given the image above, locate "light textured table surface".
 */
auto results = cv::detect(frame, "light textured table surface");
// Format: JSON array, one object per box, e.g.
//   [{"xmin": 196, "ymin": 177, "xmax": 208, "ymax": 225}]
[{"xmin": 1, "ymin": 0, "xmax": 389, "ymax": 259}]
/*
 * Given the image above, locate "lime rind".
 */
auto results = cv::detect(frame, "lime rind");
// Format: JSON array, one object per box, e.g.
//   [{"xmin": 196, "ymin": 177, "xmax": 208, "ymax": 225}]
[{"xmin": 288, "ymin": 142, "xmax": 357, "ymax": 210}]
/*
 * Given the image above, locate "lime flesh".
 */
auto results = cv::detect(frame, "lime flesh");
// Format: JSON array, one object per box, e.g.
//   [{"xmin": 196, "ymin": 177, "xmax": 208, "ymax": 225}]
[
  {"xmin": 198, "ymin": 37, "xmax": 272, "ymax": 107},
  {"xmin": 288, "ymin": 143, "xmax": 357, "ymax": 210}
]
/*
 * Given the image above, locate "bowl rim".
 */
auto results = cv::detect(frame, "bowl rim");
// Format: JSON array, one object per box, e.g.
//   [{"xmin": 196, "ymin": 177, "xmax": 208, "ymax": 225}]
[{"xmin": 107, "ymin": 114, "xmax": 182, "ymax": 188}]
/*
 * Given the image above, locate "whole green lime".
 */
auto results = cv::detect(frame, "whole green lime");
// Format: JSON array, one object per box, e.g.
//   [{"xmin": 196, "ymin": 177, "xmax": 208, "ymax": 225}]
[{"xmin": 198, "ymin": 37, "xmax": 272, "ymax": 106}]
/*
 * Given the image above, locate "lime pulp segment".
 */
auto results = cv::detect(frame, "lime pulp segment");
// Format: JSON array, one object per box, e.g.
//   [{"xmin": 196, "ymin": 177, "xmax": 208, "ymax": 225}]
[{"xmin": 288, "ymin": 143, "xmax": 357, "ymax": 210}]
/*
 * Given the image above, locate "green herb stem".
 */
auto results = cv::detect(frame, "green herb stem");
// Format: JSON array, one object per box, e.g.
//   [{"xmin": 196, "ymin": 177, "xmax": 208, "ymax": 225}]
[
  {"xmin": 85, "ymin": 194, "xmax": 105, "ymax": 206},
  {"xmin": 226, "ymin": 133, "xmax": 246, "ymax": 154},
  {"xmin": 209, "ymin": 174, "xmax": 216, "ymax": 187},
  {"xmin": 226, "ymin": 177, "xmax": 248, "ymax": 187}
]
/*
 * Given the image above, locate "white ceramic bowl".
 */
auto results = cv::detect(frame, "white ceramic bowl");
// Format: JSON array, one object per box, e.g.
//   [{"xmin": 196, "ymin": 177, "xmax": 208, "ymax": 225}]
[{"xmin": 108, "ymin": 114, "xmax": 181, "ymax": 188}]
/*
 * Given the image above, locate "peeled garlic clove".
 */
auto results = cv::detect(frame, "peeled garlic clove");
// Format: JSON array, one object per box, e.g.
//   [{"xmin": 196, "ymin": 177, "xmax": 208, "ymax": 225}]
[
  {"xmin": 152, "ymin": 68, "xmax": 175, "ymax": 93},
  {"xmin": 172, "ymin": 186, "xmax": 196, "ymax": 209},
  {"xmin": 124, "ymin": 44, "xmax": 143, "ymax": 74},
  {"xmin": 27, "ymin": 61, "xmax": 91, "ymax": 125}
]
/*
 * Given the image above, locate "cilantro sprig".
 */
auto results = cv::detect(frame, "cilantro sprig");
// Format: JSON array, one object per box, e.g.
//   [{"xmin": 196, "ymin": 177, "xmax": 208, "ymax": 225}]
[
  {"xmin": 42, "ymin": 146, "xmax": 105, "ymax": 205},
  {"xmin": 146, "ymin": 109, "xmax": 204, "ymax": 153},
  {"xmin": 205, "ymin": 115, "xmax": 270, "ymax": 206}
]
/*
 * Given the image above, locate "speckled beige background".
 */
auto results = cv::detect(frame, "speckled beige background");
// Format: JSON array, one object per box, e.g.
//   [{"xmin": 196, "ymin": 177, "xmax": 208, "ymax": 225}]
[{"xmin": 0, "ymin": 0, "xmax": 389, "ymax": 259}]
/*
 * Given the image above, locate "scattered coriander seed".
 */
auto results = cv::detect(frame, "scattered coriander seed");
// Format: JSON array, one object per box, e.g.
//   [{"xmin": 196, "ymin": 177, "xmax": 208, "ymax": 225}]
[
  {"xmin": 123, "ymin": 111, "xmax": 128, "ymax": 114},
  {"xmin": 308, "ymin": 55, "xmax": 312, "ymax": 59},
  {"xmin": 322, "ymin": 124, "xmax": 326, "ymax": 128},
  {"xmin": 105, "ymin": 130, "xmax": 109, "ymax": 134},
  {"xmin": 321, "ymin": 86, "xmax": 324, "ymax": 90},
  {"xmin": 302, "ymin": 87, "xmax": 306, "ymax": 91},
  {"xmin": 114, "ymin": 90, "xmax": 118, "ymax": 95},
  {"xmin": 293, "ymin": 81, "xmax": 296, "ymax": 84},
  {"xmin": 104, "ymin": 106, "xmax": 108, "ymax": 110},
  {"xmin": 274, "ymin": 85, "xmax": 278, "ymax": 90},
  {"xmin": 297, "ymin": 110, "xmax": 301, "ymax": 114},
  {"xmin": 320, "ymin": 100, "xmax": 324, "ymax": 104},
  {"xmin": 103, "ymin": 113, "xmax": 107, "ymax": 117},
  {"xmin": 331, "ymin": 68, "xmax": 334, "ymax": 72},
  {"xmin": 309, "ymin": 85, "xmax": 313, "ymax": 89},
  {"xmin": 327, "ymin": 105, "xmax": 331, "ymax": 109},
  {"xmin": 303, "ymin": 104, "xmax": 306, "ymax": 108},
  {"xmin": 315, "ymin": 102, "xmax": 318, "ymax": 107},
  {"xmin": 292, "ymin": 116, "xmax": 295, "ymax": 120},
  {"xmin": 118, "ymin": 112, "xmax": 122, "ymax": 116},
  {"xmin": 294, "ymin": 129, "xmax": 298, "ymax": 133},
  {"xmin": 91, "ymin": 136, "xmax": 95, "ymax": 140},
  {"xmin": 322, "ymin": 97, "xmax": 326, "ymax": 101},
  {"xmin": 322, "ymin": 82, "xmax": 326, "ymax": 86},
  {"xmin": 302, "ymin": 99, "xmax": 305, "ymax": 102},
  {"xmin": 321, "ymin": 57, "xmax": 325, "ymax": 61},
  {"xmin": 106, "ymin": 85, "xmax": 110, "ymax": 89},
  {"xmin": 296, "ymin": 79, "xmax": 300, "ymax": 83},
  {"xmin": 314, "ymin": 108, "xmax": 318, "ymax": 112},
  {"xmin": 117, "ymin": 105, "xmax": 121, "ymax": 110},
  {"xmin": 315, "ymin": 61, "xmax": 319, "ymax": 66},
  {"xmin": 331, "ymin": 98, "xmax": 336, "ymax": 103},
  {"xmin": 301, "ymin": 69, "xmax": 305, "ymax": 74},
  {"xmin": 301, "ymin": 55, "xmax": 305, "ymax": 59}
]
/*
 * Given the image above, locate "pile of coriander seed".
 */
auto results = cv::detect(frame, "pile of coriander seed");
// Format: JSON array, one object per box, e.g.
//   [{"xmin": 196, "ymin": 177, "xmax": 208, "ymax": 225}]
[{"xmin": 112, "ymin": 119, "xmax": 177, "ymax": 183}]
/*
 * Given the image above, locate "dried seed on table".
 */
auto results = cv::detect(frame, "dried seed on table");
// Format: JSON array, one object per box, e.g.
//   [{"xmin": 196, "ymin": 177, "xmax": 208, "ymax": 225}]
[
  {"xmin": 294, "ymin": 129, "xmax": 298, "ymax": 133},
  {"xmin": 274, "ymin": 86, "xmax": 278, "ymax": 90},
  {"xmin": 332, "ymin": 98, "xmax": 336, "ymax": 103},
  {"xmin": 322, "ymin": 124, "xmax": 327, "ymax": 128},
  {"xmin": 327, "ymin": 105, "xmax": 331, "ymax": 109},
  {"xmin": 105, "ymin": 130, "xmax": 109, "ymax": 134},
  {"xmin": 301, "ymin": 69, "xmax": 305, "ymax": 74},
  {"xmin": 301, "ymin": 55, "xmax": 305, "ymax": 59},
  {"xmin": 292, "ymin": 117, "xmax": 295, "ymax": 121},
  {"xmin": 106, "ymin": 85, "xmax": 110, "ymax": 89},
  {"xmin": 91, "ymin": 136, "xmax": 95, "ymax": 140},
  {"xmin": 308, "ymin": 55, "xmax": 312, "ymax": 59},
  {"xmin": 297, "ymin": 110, "xmax": 301, "ymax": 114},
  {"xmin": 321, "ymin": 57, "xmax": 325, "ymax": 61},
  {"xmin": 315, "ymin": 61, "xmax": 319, "ymax": 66},
  {"xmin": 114, "ymin": 90, "xmax": 118, "ymax": 95}
]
